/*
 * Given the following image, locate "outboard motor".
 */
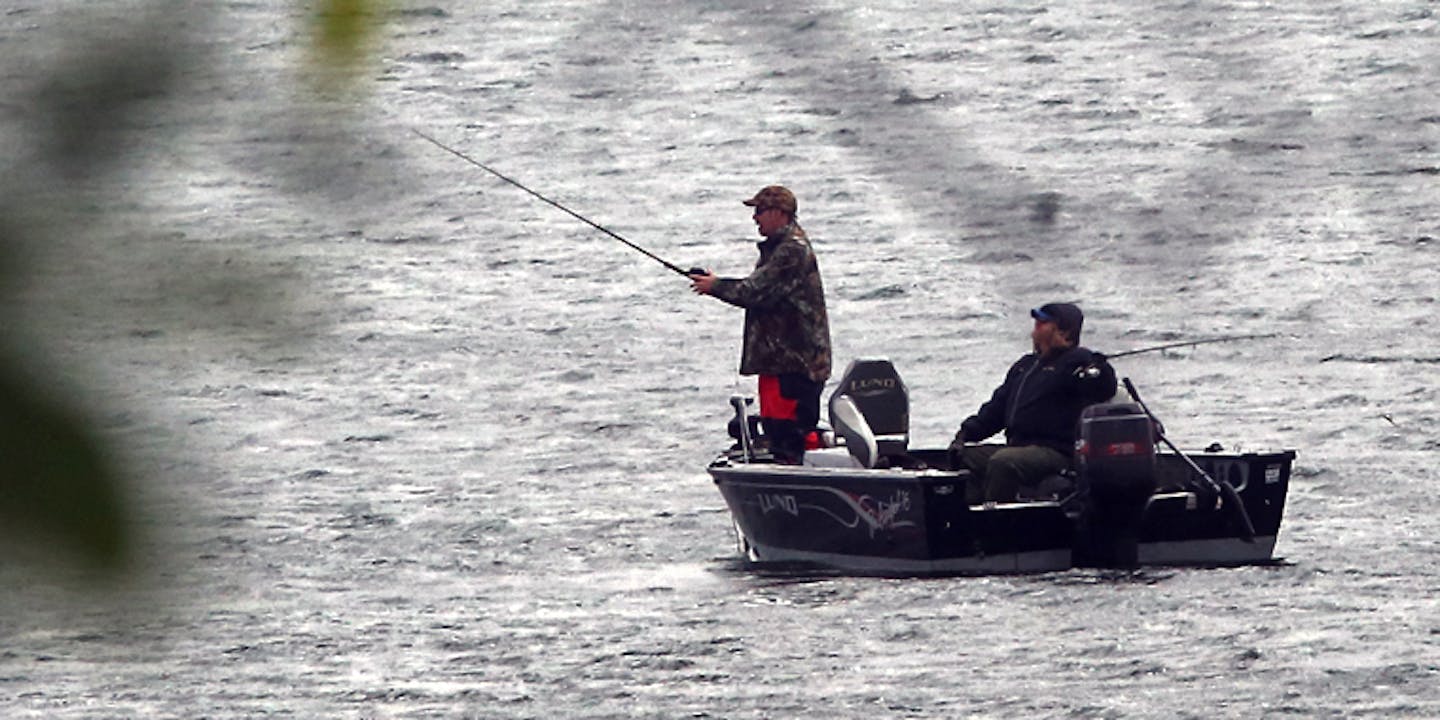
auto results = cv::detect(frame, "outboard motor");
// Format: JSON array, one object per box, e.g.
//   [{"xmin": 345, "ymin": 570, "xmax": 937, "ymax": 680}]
[{"xmin": 1074, "ymin": 402, "xmax": 1158, "ymax": 568}]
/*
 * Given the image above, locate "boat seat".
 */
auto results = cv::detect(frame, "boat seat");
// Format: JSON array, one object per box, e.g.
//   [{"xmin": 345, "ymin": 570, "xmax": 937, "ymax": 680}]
[
  {"xmin": 1017, "ymin": 472, "xmax": 1077, "ymax": 502},
  {"xmin": 828, "ymin": 395, "xmax": 878, "ymax": 469},
  {"xmin": 802, "ymin": 447, "xmax": 864, "ymax": 468},
  {"xmin": 828, "ymin": 358, "xmax": 910, "ymax": 460}
]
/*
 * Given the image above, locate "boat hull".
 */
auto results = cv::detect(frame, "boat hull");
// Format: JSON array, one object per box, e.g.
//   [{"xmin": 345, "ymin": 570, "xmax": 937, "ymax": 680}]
[{"xmin": 710, "ymin": 448, "xmax": 1293, "ymax": 575}]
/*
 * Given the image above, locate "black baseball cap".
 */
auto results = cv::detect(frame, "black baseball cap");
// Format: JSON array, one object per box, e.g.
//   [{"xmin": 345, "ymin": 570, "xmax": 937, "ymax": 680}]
[{"xmin": 1031, "ymin": 303, "xmax": 1084, "ymax": 342}]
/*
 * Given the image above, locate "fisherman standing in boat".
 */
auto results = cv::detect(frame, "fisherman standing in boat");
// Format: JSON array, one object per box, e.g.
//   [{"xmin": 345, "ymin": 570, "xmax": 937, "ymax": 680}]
[
  {"xmin": 689, "ymin": 186, "xmax": 832, "ymax": 465},
  {"xmin": 949, "ymin": 303, "xmax": 1116, "ymax": 503}
]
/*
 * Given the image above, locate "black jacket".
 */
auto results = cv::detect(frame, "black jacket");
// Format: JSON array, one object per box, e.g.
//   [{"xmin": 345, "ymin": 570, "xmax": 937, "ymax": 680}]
[{"xmin": 958, "ymin": 346, "xmax": 1117, "ymax": 457}]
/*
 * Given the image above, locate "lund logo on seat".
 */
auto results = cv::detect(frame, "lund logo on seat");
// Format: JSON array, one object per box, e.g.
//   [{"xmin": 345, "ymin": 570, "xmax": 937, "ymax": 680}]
[
  {"xmin": 848, "ymin": 377, "xmax": 897, "ymax": 396},
  {"xmin": 758, "ymin": 493, "xmax": 799, "ymax": 516}
]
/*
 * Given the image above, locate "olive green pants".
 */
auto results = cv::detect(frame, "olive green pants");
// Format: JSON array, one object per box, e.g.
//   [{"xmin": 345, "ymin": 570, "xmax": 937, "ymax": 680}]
[{"xmin": 958, "ymin": 444, "xmax": 1071, "ymax": 504}]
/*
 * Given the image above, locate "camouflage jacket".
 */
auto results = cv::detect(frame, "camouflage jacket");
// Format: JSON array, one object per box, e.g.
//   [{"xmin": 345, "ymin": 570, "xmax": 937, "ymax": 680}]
[{"xmin": 710, "ymin": 223, "xmax": 832, "ymax": 382}]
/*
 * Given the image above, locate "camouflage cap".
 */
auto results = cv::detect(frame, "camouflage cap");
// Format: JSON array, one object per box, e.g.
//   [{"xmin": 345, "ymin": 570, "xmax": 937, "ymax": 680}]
[{"xmin": 742, "ymin": 185, "xmax": 797, "ymax": 215}]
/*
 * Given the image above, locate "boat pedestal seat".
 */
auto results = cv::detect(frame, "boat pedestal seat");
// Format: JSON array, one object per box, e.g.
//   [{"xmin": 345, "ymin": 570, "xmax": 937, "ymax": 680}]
[
  {"xmin": 827, "ymin": 394, "xmax": 879, "ymax": 468},
  {"xmin": 827, "ymin": 358, "xmax": 910, "ymax": 468}
]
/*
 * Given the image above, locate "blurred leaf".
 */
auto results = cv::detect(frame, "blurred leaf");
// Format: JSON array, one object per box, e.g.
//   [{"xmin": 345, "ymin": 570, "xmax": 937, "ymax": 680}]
[
  {"xmin": 0, "ymin": 371, "xmax": 127, "ymax": 569},
  {"xmin": 310, "ymin": 0, "xmax": 387, "ymax": 89},
  {"xmin": 30, "ymin": 27, "xmax": 182, "ymax": 179}
]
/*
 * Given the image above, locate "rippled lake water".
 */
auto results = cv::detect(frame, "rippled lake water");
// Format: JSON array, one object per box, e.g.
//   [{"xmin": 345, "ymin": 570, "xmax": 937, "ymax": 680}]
[{"xmin": 2, "ymin": 1, "xmax": 1437, "ymax": 717}]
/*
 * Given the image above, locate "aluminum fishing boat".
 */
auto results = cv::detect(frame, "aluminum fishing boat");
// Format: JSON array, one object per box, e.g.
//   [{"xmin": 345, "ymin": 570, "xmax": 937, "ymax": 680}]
[{"xmin": 708, "ymin": 358, "xmax": 1294, "ymax": 575}]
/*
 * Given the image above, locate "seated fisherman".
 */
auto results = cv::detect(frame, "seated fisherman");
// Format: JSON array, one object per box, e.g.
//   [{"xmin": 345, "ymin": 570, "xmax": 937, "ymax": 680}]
[{"xmin": 949, "ymin": 303, "xmax": 1117, "ymax": 503}]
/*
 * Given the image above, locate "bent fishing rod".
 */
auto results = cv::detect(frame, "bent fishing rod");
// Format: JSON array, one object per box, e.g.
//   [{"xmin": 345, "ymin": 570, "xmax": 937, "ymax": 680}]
[
  {"xmin": 412, "ymin": 129, "xmax": 697, "ymax": 278},
  {"xmin": 1121, "ymin": 378, "xmax": 1256, "ymax": 543},
  {"xmin": 1107, "ymin": 333, "xmax": 1278, "ymax": 360}
]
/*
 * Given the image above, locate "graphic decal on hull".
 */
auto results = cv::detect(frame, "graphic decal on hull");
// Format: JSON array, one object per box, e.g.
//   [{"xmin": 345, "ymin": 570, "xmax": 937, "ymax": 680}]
[
  {"xmin": 736, "ymin": 481, "xmax": 918, "ymax": 537},
  {"xmin": 758, "ymin": 493, "xmax": 799, "ymax": 516},
  {"xmin": 852, "ymin": 489, "xmax": 914, "ymax": 536}
]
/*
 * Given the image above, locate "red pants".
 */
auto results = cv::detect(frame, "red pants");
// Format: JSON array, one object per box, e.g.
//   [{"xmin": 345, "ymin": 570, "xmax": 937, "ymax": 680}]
[
  {"xmin": 758, "ymin": 374, "xmax": 823, "ymax": 453},
  {"xmin": 757, "ymin": 375, "xmax": 798, "ymax": 420}
]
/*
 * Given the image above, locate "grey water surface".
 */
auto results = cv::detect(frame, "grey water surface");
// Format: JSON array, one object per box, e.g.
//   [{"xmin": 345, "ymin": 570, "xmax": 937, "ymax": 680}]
[{"xmin": 2, "ymin": 1, "xmax": 1437, "ymax": 717}]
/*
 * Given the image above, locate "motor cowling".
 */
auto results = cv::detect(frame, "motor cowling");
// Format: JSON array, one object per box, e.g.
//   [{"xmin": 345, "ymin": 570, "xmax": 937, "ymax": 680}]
[
  {"xmin": 1077, "ymin": 402, "xmax": 1158, "ymax": 496},
  {"xmin": 1074, "ymin": 403, "xmax": 1159, "ymax": 568}
]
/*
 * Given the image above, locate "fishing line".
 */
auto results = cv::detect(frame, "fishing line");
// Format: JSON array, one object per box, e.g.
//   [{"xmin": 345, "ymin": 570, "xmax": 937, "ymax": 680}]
[
  {"xmin": 412, "ymin": 129, "xmax": 696, "ymax": 278},
  {"xmin": 1107, "ymin": 333, "xmax": 1278, "ymax": 360}
]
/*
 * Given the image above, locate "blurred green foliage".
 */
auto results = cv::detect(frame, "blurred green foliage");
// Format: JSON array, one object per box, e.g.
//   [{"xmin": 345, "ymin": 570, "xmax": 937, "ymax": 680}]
[
  {"xmin": 0, "ymin": 1, "xmax": 386, "ymax": 578},
  {"xmin": 311, "ymin": 0, "xmax": 389, "ymax": 91},
  {"xmin": 0, "ymin": 373, "xmax": 126, "ymax": 568}
]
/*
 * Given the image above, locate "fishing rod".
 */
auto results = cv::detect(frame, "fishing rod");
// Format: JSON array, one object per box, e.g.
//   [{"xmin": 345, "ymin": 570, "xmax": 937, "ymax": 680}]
[
  {"xmin": 412, "ymin": 129, "xmax": 697, "ymax": 278},
  {"xmin": 1106, "ymin": 333, "xmax": 1278, "ymax": 360},
  {"xmin": 1121, "ymin": 378, "xmax": 1256, "ymax": 543}
]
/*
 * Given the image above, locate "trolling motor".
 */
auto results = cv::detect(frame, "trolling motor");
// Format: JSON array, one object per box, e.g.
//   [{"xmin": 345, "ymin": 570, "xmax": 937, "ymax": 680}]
[
  {"xmin": 1073, "ymin": 402, "xmax": 1159, "ymax": 569},
  {"xmin": 728, "ymin": 395, "xmax": 758, "ymax": 462}
]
